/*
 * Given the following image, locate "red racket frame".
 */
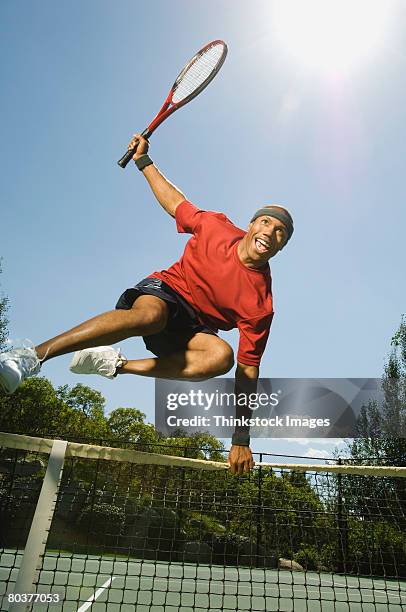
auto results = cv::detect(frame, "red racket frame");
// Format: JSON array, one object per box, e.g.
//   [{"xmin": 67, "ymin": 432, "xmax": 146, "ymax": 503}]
[{"xmin": 117, "ymin": 40, "xmax": 227, "ymax": 168}]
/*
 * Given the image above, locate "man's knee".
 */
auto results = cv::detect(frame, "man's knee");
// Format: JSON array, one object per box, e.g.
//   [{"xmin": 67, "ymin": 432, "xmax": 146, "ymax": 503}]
[{"xmin": 211, "ymin": 342, "xmax": 235, "ymax": 376}]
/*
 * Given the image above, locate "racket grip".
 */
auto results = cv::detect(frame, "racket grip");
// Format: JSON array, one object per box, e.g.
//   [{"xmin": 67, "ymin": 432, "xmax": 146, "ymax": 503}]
[{"xmin": 117, "ymin": 140, "xmax": 139, "ymax": 168}]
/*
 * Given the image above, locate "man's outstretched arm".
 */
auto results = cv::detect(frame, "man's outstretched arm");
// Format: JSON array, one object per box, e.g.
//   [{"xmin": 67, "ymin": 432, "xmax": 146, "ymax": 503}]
[
  {"xmin": 130, "ymin": 134, "xmax": 186, "ymax": 218},
  {"xmin": 228, "ymin": 362, "xmax": 258, "ymax": 475}
]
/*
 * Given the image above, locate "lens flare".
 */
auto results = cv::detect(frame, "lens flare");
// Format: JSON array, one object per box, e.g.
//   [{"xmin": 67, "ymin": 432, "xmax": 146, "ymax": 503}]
[{"xmin": 272, "ymin": 0, "xmax": 392, "ymax": 74}]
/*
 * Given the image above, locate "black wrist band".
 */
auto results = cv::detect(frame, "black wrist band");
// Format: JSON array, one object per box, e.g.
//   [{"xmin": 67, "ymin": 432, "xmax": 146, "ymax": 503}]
[
  {"xmin": 231, "ymin": 431, "xmax": 250, "ymax": 446},
  {"xmin": 134, "ymin": 154, "xmax": 153, "ymax": 171}
]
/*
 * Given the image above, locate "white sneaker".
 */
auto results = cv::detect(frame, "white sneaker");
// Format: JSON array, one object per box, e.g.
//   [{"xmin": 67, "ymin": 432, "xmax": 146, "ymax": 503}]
[
  {"xmin": 0, "ymin": 346, "xmax": 41, "ymax": 394},
  {"xmin": 69, "ymin": 346, "xmax": 126, "ymax": 379}
]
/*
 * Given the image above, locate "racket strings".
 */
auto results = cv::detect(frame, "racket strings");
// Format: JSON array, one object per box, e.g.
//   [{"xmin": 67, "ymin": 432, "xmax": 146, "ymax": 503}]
[{"xmin": 172, "ymin": 44, "xmax": 225, "ymax": 104}]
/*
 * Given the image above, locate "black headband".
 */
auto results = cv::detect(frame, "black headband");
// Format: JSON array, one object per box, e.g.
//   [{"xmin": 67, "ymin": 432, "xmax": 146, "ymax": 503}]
[{"xmin": 250, "ymin": 207, "xmax": 294, "ymax": 241}]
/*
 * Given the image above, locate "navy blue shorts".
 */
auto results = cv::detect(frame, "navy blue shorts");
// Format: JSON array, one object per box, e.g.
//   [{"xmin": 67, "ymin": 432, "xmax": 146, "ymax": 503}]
[{"xmin": 115, "ymin": 277, "xmax": 217, "ymax": 357}]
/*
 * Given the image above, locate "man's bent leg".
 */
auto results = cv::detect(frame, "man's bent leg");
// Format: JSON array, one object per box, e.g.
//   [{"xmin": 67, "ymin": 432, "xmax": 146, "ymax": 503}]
[
  {"xmin": 36, "ymin": 295, "xmax": 169, "ymax": 362},
  {"xmin": 117, "ymin": 332, "xmax": 234, "ymax": 381}
]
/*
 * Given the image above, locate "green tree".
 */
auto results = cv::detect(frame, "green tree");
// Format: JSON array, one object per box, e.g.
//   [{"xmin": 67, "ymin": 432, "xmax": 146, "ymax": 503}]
[
  {"xmin": 0, "ymin": 378, "xmax": 111, "ymax": 440},
  {"xmin": 107, "ymin": 407, "xmax": 159, "ymax": 447},
  {"xmin": 56, "ymin": 383, "xmax": 110, "ymax": 440},
  {"xmin": 335, "ymin": 318, "xmax": 406, "ymax": 575},
  {"xmin": 349, "ymin": 315, "xmax": 406, "ymax": 464},
  {"xmin": 343, "ymin": 318, "xmax": 406, "ymax": 521},
  {"xmin": 166, "ymin": 431, "xmax": 226, "ymax": 461}
]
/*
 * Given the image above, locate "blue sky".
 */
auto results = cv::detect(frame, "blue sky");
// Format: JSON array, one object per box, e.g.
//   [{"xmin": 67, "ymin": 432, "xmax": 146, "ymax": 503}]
[{"xmin": 1, "ymin": 0, "xmax": 405, "ymax": 462}]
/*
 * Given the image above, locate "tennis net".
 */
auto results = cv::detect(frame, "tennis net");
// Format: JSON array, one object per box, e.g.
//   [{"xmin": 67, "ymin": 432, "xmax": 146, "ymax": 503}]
[{"xmin": 0, "ymin": 432, "xmax": 405, "ymax": 611}]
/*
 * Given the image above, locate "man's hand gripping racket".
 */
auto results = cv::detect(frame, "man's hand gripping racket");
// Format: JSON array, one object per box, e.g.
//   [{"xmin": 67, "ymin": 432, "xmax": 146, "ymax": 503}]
[{"xmin": 117, "ymin": 40, "xmax": 228, "ymax": 168}]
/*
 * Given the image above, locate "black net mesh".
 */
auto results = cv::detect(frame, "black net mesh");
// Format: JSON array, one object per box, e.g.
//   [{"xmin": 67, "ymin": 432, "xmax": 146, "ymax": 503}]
[{"xmin": 0, "ymin": 436, "xmax": 405, "ymax": 611}]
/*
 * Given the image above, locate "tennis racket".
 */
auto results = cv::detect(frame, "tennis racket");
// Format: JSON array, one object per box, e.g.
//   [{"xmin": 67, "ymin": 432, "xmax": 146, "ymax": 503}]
[{"xmin": 117, "ymin": 40, "xmax": 228, "ymax": 168}]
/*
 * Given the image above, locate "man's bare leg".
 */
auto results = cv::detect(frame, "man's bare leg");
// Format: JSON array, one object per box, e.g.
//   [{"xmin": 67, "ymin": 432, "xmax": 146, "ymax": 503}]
[
  {"xmin": 35, "ymin": 295, "xmax": 169, "ymax": 362},
  {"xmin": 118, "ymin": 332, "xmax": 234, "ymax": 381}
]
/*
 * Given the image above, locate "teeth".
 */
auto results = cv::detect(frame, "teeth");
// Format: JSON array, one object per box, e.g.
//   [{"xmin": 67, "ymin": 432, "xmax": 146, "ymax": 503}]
[{"xmin": 256, "ymin": 239, "xmax": 269, "ymax": 249}]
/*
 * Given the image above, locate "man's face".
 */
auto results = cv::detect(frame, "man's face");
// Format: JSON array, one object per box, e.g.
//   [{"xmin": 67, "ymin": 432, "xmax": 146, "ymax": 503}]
[{"xmin": 244, "ymin": 215, "xmax": 289, "ymax": 264}]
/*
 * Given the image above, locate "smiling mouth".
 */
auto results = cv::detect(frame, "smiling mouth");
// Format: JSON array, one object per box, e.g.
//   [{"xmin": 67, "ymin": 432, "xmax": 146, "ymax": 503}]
[{"xmin": 255, "ymin": 238, "xmax": 271, "ymax": 254}]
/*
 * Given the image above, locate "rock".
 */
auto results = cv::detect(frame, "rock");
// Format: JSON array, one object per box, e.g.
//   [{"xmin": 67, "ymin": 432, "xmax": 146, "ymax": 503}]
[
  {"xmin": 278, "ymin": 558, "xmax": 304, "ymax": 572},
  {"xmin": 181, "ymin": 541, "xmax": 212, "ymax": 564}
]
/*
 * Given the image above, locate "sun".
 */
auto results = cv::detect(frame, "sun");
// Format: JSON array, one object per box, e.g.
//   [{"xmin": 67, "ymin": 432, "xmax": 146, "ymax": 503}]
[{"xmin": 271, "ymin": 0, "xmax": 392, "ymax": 74}]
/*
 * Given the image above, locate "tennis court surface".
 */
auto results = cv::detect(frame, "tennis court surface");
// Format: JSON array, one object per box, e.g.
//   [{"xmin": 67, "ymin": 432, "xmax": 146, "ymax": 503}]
[{"xmin": 1, "ymin": 433, "xmax": 405, "ymax": 611}]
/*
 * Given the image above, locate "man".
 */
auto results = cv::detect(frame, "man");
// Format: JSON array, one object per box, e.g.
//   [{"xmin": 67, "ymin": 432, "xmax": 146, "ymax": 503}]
[{"xmin": 0, "ymin": 135, "xmax": 293, "ymax": 474}]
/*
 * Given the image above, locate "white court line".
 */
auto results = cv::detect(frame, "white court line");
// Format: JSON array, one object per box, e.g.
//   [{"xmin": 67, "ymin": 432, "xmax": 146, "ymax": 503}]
[{"xmin": 77, "ymin": 577, "xmax": 116, "ymax": 612}]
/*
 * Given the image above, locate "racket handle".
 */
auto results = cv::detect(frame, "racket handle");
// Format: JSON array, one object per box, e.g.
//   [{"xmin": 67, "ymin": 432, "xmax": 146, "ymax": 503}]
[
  {"xmin": 117, "ymin": 140, "xmax": 139, "ymax": 168},
  {"xmin": 117, "ymin": 129, "xmax": 151, "ymax": 169}
]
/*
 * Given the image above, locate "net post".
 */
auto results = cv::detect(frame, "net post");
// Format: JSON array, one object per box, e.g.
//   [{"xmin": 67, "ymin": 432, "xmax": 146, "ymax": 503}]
[
  {"xmin": 175, "ymin": 446, "xmax": 188, "ymax": 561},
  {"xmin": 336, "ymin": 457, "xmax": 349, "ymax": 574},
  {"xmin": 255, "ymin": 453, "xmax": 263, "ymax": 568},
  {"xmin": 10, "ymin": 439, "xmax": 67, "ymax": 612}
]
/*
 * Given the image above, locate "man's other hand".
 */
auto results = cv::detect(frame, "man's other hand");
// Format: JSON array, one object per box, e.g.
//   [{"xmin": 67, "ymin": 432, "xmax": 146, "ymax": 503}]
[{"xmin": 228, "ymin": 445, "xmax": 255, "ymax": 475}]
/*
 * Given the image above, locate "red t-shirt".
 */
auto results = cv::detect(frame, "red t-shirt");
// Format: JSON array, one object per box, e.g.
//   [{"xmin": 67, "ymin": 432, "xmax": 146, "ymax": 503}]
[{"xmin": 151, "ymin": 200, "xmax": 274, "ymax": 366}]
